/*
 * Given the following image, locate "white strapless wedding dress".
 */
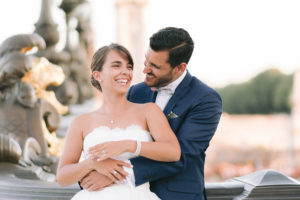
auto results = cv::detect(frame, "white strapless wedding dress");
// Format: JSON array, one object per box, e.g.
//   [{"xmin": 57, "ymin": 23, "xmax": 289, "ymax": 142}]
[{"xmin": 71, "ymin": 125, "xmax": 160, "ymax": 200}]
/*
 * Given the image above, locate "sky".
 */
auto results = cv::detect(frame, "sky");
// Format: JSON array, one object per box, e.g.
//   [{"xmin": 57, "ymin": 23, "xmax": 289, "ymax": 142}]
[{"xmin": 0, "ymin": 0, "xmax": 300, "ymax": 87}]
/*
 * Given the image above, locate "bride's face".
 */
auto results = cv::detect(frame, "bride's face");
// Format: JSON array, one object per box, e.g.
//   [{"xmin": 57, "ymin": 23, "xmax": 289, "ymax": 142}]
[{"xmin": 97, "ymin": 50, "xmax": 133, "ymax": 94}]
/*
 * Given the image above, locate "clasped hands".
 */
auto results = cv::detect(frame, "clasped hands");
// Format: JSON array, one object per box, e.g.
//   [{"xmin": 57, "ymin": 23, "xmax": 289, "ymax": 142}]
[{"xmin": 80, "ymin": 141, "xmax": 134, "ymax": 191}]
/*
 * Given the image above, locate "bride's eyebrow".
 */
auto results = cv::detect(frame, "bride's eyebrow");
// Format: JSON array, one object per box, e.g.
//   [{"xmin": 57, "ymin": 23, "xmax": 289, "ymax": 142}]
[{"xmin": 110, "ymin": 61, "xmax": 122, "ymax": 64}]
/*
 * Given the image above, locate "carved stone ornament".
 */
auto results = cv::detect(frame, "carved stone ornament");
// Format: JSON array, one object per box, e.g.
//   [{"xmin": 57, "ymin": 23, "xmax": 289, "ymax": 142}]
[{"xmin": 0, "ymin": 33, "xmax": 66, "ymax": 181}]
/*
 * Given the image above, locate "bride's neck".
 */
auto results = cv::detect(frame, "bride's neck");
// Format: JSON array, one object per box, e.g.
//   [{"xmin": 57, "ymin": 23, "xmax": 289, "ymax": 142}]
[{"xmin": 101, "ymin": 92, "xmax": 129, "ymax": 114}]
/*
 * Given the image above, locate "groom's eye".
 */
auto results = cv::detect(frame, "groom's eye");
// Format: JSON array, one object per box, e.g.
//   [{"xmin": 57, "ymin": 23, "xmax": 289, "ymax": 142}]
[{"xmin": 152, "ymin": 64, "xmax": 160, "ymax": 69}]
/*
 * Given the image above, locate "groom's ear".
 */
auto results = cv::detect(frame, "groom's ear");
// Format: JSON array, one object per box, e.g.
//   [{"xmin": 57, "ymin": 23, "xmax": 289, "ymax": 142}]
[{"xmin": 175, "ymin": 62, "xmax": 187, "ymax": 74}]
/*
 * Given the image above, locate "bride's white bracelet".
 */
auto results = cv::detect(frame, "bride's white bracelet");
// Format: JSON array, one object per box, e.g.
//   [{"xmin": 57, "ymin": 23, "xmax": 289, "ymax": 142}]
[{"xmin": 133, "ymin": 140, "xmax": 141, "ymax": 156}]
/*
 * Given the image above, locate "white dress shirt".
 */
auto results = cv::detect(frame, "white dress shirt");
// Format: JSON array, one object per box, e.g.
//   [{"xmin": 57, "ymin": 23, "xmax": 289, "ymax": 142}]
[
  {"xmin": 155, "ymin": 70, "xmax": 187, "ymax": 110},
  {"xmin": 125, "ymin": 70, "xmax": 187, "ymax": 187}
]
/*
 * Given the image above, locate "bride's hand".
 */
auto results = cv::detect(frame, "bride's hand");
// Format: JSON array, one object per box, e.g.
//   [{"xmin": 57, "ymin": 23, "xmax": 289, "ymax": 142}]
[
  {"xmin": 91, "ymin": 158, "xmax": 132, "ymax": 183},
  {"xmin": 88, "ymin": 140, "xmax": 135, "ymax": 161}
]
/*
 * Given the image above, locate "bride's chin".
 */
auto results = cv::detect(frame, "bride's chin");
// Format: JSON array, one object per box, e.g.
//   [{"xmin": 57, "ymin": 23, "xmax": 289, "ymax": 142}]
[
  {"xmin": 102, "ymin": 87, "xmax": 128, "ymax": 96},
  {"xmin": 116, "ymin": 87, "xmax": 129, "ymax": 94}
]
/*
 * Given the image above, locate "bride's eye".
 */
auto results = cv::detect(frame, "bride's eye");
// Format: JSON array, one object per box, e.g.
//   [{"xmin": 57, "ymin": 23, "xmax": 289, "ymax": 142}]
[
  {"xmin": 127, "ymin": 65, "xmax": 133, "ymax": 70},
  {"xmin": 111, "ymin": 64, "xmax": 120, "ymax": 68}
]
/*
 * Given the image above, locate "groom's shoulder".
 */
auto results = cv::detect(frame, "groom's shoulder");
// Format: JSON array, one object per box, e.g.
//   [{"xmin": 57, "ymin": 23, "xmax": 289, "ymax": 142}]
[
  {"xmin": 127, "ymin": 82, "xmax": 152, "ymax": 102},
  {"xmin": 129, "ymin": 82, "xmax": 151, "ymax": 95},
  {"xmin": 129, "ymin": 82, "xmax": 151, "ymax": 94},
  {"xmin": 188, "ymin": 74, "xmax": 221, "ymax": 102},
  {"xmin": 189, "ymin": 75, "xmax": 216, "ymax": 94}
]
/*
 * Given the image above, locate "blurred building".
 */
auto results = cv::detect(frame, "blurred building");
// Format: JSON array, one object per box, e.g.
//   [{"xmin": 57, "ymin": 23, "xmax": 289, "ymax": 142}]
[
  {"xmin": 115, "ymin": 0, "xmax": 147, "ymax": 84},
  {"xmin": 292, "ymin": 70, "xmax": 300, "ymax": 137}
]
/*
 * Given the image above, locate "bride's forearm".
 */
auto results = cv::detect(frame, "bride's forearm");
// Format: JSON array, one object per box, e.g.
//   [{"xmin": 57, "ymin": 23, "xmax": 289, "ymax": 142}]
[
  {"xmin": 88, "ymin": 140, "xmax": 180, "ymax": 162},
  {"xmin": 137, "ymin": 141, "xmax": 181, "ymax": 162},
  {"xmin": 124, "ymin": 140, "xmax": 181, "ymax": 162},
  {"xmin": 57, "ymin": 158, "xmax": 94, "ymax": 186}
]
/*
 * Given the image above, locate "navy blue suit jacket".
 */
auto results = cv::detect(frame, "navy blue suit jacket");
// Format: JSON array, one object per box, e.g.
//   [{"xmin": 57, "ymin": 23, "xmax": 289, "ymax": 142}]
[{"xmin": 127, "ymin": 71, "xmax": 222, "ymax": 200}]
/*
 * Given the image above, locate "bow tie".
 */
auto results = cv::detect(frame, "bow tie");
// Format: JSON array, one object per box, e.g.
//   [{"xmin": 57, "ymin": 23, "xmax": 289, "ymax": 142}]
[{"xmin": 152, "ymin": 86, "xmax": 174, "ymax": 95}]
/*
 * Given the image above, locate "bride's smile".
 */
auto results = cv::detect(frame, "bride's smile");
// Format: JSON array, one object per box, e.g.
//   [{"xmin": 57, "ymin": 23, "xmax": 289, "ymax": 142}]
[{"xmin": 115, "ymin": 78, "xmax": 130, "ymax": 86}]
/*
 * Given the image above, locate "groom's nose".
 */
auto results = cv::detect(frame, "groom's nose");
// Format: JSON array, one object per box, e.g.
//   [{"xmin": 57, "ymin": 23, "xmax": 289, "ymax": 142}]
[
  {"xmin": 143, "ymin": 61, "xmax": 151, "ymax": 74},
  {"xmin": 143, "ymin": 65, "xmax": 151, "ymax": 74}
]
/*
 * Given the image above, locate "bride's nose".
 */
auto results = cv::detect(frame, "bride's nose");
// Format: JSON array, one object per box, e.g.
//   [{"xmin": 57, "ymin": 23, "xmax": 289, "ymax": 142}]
[{"xmin": 121, "ymin": 67, "xmax": 130, "ymax": 75}]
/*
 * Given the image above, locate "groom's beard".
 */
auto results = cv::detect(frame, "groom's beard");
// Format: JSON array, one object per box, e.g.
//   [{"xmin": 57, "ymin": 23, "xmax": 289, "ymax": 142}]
[{"xmin": 144, "ymin": 70, "xmax": 174, "ymax": 88}]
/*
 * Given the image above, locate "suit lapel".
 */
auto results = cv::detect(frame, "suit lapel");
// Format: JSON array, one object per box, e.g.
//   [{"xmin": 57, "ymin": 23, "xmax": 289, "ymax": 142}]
[
  {"xmin": 163, "ymin": 71, "xmax": 193, "ymax": 116},
  {"xmin": 151, "ymin": 91, "xmax": 158, "ymax": 102}
]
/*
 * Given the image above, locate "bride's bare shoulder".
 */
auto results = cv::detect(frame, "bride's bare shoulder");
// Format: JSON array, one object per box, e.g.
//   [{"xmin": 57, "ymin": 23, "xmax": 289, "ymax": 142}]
[
  {"xmin": 131, "ymin": 102, "xmax": 161, "ymax": 114},
  {"xmin": 70, "ymin": 111, "xmax": 97, "ymax": 128},
  {"xmin": 144, "ymin": 102, "xmax": 160, "ymax": 110}
]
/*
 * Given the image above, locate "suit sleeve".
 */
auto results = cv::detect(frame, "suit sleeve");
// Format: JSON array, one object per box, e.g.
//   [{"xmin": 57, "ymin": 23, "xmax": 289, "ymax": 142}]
[
  {"xmin": 130, "ymin": 91, "xmax": 222, "ymax": 186},
  {"xmin": 126, "ymin": 85, "xmax": 134, "ymax": 100}
]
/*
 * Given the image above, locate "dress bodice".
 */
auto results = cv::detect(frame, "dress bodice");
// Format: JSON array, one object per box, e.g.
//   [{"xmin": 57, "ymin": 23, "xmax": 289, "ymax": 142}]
[
  {"xmin": 83, "ymin": 125, "xmax": 153, "ymax": 161},
  {"xmin": 72, "ymin": 125, "xmax": 160, "ymax": 200}
]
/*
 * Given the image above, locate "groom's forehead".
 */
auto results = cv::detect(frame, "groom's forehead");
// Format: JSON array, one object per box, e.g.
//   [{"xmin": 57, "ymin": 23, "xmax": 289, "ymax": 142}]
[{"xmin": 146, "ymin": 48, "xmax": 169, "ymax": 64}]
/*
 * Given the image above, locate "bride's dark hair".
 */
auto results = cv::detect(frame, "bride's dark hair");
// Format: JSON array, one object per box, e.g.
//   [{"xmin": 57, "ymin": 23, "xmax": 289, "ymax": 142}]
[{"xmin": 90, "ymin": 43, "xmax": 134, "ymax": 91}]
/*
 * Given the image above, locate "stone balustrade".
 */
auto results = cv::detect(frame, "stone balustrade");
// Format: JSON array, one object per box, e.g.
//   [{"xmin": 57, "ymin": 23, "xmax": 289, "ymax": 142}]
[
  {"xmin": 1, "ymin": 165, "xmax": 299, "ymax": 199},
  {"xmin": 206, "ymin": 169, "xmax": 300, "ymax": 200}
]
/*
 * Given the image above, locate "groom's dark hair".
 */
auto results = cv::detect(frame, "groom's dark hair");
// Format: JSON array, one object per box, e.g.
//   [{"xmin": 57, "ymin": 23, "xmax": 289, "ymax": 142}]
[{"xmin": 150, "ymin": 27, "xmax": 194, "ymax": 68}]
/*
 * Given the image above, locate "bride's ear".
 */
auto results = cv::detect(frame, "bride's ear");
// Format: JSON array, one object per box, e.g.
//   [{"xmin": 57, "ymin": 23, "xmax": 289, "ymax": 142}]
[{"xmin": 92, "ymin": 71, "xmax": 102, "ymax": 82}]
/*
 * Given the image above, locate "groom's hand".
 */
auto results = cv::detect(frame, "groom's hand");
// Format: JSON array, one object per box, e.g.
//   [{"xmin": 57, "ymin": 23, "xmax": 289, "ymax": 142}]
[
  {"xmin": 80, "ymin": 170, "xmax": 113, "ymax": 191},
  {"xmin": 92, "ymin": 158, "xmax": 131, "ymax": 183}
]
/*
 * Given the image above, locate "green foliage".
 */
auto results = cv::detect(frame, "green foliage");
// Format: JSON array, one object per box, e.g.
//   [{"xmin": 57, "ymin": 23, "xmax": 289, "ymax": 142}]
[{"xmin": 217, "ymin": 69, "xmax": 294, "ymax": 114}]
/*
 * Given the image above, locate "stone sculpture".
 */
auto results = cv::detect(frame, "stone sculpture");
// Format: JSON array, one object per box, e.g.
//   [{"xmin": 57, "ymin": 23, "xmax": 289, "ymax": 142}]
[
  {"xmin": 35, "ymin": 0, "xmax": 94, "ymax": 105},
  {"xmin": 0, "ymin": 33, "xmax": 66, "ymax": 181}
]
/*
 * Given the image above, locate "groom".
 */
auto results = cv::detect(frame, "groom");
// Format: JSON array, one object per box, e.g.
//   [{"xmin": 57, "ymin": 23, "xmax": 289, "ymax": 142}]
[{"xmin": 81, "ymin": 27, "xmax": 222, "ymax": 200}]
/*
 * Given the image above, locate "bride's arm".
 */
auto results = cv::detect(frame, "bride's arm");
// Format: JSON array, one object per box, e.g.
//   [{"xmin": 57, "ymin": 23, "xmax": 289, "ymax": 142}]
[
  {"xmin": 89, "ymin": 103, "xmax": 181, "ymax": 162},
  {"xmin": 139, "ymin": 103, "xmax": 181, "ymax": 161},
  {"xmin": 56, "ymin": 116, "xmax": 131, "ymax": 186},
  {"xmin": 56, "ymin": 116, "xmax": 93, "ymax": 186}
]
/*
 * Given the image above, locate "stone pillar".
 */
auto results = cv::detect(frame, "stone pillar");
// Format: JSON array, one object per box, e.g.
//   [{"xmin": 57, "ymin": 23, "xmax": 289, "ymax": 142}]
[
  {"xmin": 35, "ymin": 0, "xmax": 60, "ymax": 58},
  {"xmin": 115, "ymin": 0, "xmax": 147, "ymax": 84}
]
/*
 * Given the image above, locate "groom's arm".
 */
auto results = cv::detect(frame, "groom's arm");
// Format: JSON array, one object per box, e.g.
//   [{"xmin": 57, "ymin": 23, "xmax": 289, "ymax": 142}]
[
  {"xmin": 131, "ymin": 91, "xmax": 222, "ymax": 186},
  {"xmin": 80, "ymin": 170, "xmax": 114, "ymax": 191},
  {"xmin": 80, "ymin": 158, "xmax": 131, "ymax": 191}
]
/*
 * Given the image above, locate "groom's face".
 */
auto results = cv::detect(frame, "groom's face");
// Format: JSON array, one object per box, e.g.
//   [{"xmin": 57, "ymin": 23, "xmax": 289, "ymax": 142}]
[{"xmin": 143, "ymin": 48, "xmax": 177, "ymax": 88}]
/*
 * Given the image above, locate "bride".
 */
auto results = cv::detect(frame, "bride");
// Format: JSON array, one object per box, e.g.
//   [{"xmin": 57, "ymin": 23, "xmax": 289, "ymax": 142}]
[{"xmin": 56, "ymin": 43, "xmax": 181, "ymax": 199}]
